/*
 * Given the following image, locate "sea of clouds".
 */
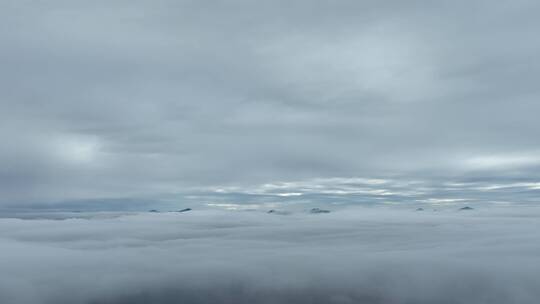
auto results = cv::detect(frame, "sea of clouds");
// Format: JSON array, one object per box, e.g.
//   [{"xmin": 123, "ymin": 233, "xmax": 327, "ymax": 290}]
[{"xmin": 1, "ymin": 206, "xmax": 540, "ymax": 304}]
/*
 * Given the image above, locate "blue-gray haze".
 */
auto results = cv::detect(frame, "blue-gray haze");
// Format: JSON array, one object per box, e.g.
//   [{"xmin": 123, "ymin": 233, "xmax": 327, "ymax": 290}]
[
  {"xmin": 1, "ymin": 1, "xmax": 540, "ymax": 303},
  {"xmin": 2, "ymin": 0, "xmax": 540, "ymax": 209}
]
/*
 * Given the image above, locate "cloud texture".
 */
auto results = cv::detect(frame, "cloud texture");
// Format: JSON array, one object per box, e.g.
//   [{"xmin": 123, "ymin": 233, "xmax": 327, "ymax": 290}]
[
  {"xmin": 2, "ymin": 207, "xmax": 540, "ymax": 303},
  {"xmin": 2, "ymin": 1, "xmax": 540, "ymax": 207}
]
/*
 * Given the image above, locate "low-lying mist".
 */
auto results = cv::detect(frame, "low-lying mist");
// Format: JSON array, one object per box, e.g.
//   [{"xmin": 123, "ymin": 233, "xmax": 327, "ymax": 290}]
[{"xmin": 1, "ymin": 206, "xmax": 539, "ymax": 304}]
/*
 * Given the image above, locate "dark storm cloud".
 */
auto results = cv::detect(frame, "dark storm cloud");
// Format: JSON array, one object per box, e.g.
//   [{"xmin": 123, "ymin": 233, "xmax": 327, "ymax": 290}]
[
  {"xmin": 2, "ymin": 0, "xmax": 540, "ymax": 206},
  {"xmin": 2, "ymin": 207, "xmax": 540, "ymax": 303}
]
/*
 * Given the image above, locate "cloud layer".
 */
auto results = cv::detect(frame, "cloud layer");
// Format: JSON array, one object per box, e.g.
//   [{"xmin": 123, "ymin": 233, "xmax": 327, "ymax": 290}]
[
  {"xmin": 2, "ymin": 1, "xmax": 540, "ymax": 206},
  {"xmin": 2, "ymin": 207, "xmax": 540, "ymax": 303}
]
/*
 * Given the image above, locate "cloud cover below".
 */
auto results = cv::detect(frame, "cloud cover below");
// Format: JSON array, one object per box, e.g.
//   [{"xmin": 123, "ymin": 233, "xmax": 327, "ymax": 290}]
[{"xmin": 1, "ymin": 206, "xmax": 540, "ymax": 303}]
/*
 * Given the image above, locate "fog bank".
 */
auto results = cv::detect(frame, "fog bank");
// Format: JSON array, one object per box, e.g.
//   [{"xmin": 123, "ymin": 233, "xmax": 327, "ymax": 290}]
[{"xmin": 1, "ymin": 206, "xmax": 539, "ymax": 303}]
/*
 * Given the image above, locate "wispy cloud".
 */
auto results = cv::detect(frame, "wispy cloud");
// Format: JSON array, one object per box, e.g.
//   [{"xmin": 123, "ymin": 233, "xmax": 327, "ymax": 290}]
[{"xmin": 2, "ymin": 1, "xmax": 540, "ymax": 206}]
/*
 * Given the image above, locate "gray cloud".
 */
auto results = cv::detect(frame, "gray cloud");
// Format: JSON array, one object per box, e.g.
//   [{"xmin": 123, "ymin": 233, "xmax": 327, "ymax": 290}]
[
  {"xmin": 3, "ymin": 3, "xmax": 540, "ymax": 302},
  {"xmin": 1, "ymin": 207, "xmax": 540, "ymax": 303},
  {"xmin": 2, "ymin": 1, "xmax": 540, "ymax": 207}
]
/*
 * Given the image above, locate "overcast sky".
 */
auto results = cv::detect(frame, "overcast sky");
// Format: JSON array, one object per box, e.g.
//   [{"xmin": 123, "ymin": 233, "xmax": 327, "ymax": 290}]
[{"xmin": 2, "ymin": 0, "xmax": 540, "ymax": 209}]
